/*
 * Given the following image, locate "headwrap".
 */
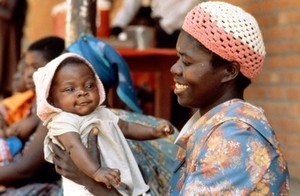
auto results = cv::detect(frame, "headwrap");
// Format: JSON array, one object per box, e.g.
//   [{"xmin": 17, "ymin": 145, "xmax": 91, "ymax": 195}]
[
  {"xmin": 182, "ymin": 1, "xmax": 266, "ymax": 79},
  {"xmin": 33, "ymin": 53, "xmax": 106, "ymax": 122},
  {"xmin": 67, "ymin": 33, "xmax": 142, "ymax": 113}
]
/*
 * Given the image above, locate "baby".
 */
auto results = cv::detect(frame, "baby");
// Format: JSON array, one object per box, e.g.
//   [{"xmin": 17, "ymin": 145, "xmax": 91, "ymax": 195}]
[{"xmin": 33, "ymin": 53, "xmax": 174, "ymax": 195}]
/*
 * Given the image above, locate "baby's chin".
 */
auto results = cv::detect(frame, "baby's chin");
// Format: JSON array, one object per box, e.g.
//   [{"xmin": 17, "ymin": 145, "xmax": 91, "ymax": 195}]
[{"xmin": 73, "ymin": 108, "xmax": 95, "ymax": 116}]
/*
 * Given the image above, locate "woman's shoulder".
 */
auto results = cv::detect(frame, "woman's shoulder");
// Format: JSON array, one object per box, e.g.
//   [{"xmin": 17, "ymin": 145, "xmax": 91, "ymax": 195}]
[{"xmin": 211, "ymin": 99, "xmax": 278, "ymax": 149}]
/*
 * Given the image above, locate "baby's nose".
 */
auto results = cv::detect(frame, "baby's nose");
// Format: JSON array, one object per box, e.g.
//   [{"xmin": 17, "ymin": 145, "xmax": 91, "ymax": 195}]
[{"xmin": 77, "ymin": 89, "xmax": 88, "ymax": 97}]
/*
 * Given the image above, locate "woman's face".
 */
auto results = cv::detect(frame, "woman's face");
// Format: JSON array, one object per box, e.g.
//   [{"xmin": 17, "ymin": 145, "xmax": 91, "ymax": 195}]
[
  {"xmin": 12, "ymin": 58, "xmax": 27, "ymax": 92},
  {"xmin": 170, "ymin": 31, "xmax": 227, "ymax": 113},
  {"xmin": 24, "ymin": 51, "xmax": 49, "ymax": 91}
]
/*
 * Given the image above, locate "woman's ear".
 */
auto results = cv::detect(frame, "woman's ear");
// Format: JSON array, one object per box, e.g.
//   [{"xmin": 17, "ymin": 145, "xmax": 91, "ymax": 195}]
[{"xmin": 221, "ymin": 62, "xmax": 240, "ymax": 83}]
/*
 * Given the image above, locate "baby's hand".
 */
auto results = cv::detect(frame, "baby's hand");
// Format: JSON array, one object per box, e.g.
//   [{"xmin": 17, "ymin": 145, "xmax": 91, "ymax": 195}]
[
  {"xmin": 93, "ymin": 167, "xmax": 121, "ymax": 189},
  {"xmin": 153, "ymin": 122, "xmax": 175, "ymax": 138}
]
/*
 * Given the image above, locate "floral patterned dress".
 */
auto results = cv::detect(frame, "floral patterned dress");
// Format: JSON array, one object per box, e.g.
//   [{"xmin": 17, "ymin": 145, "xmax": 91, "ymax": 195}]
[{"xmin": 169, "ymin": 99, "xmax": 289, "ymax": 195}]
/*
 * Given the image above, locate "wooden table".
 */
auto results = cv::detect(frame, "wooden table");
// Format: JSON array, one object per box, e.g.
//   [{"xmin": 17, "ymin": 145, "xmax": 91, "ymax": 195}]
[{"xmin": 116, "ymin": 48, "xmax": 178, "ymax": 121}]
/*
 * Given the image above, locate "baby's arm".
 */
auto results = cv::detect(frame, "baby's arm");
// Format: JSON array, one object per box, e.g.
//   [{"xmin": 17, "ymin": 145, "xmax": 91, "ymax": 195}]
[
  {"xmin": 56, "ymin": 128, "xmax": 120, "ymax": 188},
  {"xmin": 118, "ymin": 120, "xmax": 174, "ymax": 140}
]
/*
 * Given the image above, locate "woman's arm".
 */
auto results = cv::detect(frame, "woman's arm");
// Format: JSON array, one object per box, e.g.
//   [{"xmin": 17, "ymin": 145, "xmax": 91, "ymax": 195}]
[
  {"xmin": 0, "ymin": 121, "xmax": 47, "ymax": 186},
  {"xmin": 50, "ymin": 129, "xmax": 121, "ymax": 195},
  {"xmin": 6, "ymin": 114, "xmax": 40, "ymax": 141}
]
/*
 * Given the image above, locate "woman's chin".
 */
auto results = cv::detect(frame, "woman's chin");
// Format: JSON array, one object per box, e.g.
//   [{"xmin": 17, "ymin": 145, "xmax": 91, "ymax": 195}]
[{"xmin": 176, "ymin": 96, "xmax": 188, "ymax": 108}]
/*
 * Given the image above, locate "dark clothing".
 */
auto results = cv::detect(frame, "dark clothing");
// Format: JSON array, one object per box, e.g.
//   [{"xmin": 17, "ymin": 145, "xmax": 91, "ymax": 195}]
[
  {"xmin": 0, "ymin": 0, "xmax": 27, "ymax": 97},
  {"xmin": 154, "ymin": 20, "xmax": 180, "ymax": 48}
]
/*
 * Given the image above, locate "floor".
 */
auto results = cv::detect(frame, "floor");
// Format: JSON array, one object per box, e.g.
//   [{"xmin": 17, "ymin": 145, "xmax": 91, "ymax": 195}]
[{"xmin": 290, "ymin": 178, "xmax": 300, "ymax": 196}]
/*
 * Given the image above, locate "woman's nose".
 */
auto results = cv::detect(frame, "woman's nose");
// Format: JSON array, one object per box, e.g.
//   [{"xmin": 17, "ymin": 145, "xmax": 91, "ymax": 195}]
[{"xmin": 170, "ymin": 60, "xmax": 182, "ymax": 76}]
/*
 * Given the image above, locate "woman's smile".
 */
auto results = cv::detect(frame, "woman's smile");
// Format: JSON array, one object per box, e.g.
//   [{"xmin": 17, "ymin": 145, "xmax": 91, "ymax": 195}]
[{"xmin": 174, "ymin": 82, "xmax": 188, "ymax": 94}]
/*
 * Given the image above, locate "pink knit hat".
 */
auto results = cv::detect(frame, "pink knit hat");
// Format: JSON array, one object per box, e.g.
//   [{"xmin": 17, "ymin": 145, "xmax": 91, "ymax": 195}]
[
  {"xmin": 33, "ymin": 52, "xmax": 106, "ymax": 122},
  {"xmin": 182, "ymin": 1, "xmax": 266, "ymax": 79}
]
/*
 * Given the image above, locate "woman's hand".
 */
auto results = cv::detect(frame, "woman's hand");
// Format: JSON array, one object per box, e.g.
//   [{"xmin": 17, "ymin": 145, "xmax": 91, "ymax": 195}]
[
  {"xmin": 49, "ymin": 137, "xmax": 93, "ymax": 185},
  {"xmin": 49, "ymin": 128, "xmax": 120, "ymax": 195}
]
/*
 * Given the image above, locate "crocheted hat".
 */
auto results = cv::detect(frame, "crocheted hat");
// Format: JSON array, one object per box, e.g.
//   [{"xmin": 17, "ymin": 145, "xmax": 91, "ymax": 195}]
[
  {"xmin": 33, "ymin": 52, "xmax": 106, "ymax": 122},
  {"xmin": 182, "ymin": 1, "xmax": 266, "ymax": 79}
]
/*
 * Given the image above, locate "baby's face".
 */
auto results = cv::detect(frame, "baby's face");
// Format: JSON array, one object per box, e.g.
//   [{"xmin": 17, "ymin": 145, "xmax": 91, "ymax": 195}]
[{"xmin": 48, "ymin": 62, "xmax": 100, "ymax": 116}]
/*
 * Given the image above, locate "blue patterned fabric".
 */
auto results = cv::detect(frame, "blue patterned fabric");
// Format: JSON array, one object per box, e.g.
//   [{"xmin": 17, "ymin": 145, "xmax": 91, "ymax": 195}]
[
  {"xmin": 67, "ymin": 33, "xmax": 142, "ymax": 113},
  {"xmin": 110, "ymin": 108, "xmax": 178, "ymax": 196}
]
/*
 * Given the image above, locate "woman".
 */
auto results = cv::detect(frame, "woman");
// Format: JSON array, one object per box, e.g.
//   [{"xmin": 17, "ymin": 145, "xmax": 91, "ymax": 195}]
[
  {"xmin": 168, "ymin": 1, "xmax": 289, "ymax": 195},
  {"xmin": 51, "ymin": 2, "xmax": 289, "ymax": 194},
  {"xmin": 0, "ymin": 36, "xmax": 65, "ymax": 195}
]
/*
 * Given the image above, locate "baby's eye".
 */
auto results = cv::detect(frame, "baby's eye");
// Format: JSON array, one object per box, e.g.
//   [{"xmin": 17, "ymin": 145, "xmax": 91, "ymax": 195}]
[
  {"xmin": 86, "ymin": 83, "xmax": 94, "ymax": 89},
  {"xmin": 64, "ymin": 87, "xmax": 74, "ymax": 92}
]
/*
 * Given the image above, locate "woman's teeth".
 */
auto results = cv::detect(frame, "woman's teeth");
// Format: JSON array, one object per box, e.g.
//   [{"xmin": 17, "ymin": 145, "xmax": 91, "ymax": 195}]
[{"xmin": 175, "ymin": 83, "xmax": 188, "ymax": 90}]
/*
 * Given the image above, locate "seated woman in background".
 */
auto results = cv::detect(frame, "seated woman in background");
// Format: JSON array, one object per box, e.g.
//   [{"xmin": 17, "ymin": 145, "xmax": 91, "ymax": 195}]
[
  {"xmin": 0, "ymin": 36, "xmax": 65, "ymax": 196},
  {"xmin": 0, "ymin": 55, "xmax": 33, "ymax": 128},
  {"xmin": 56, "ymin": 33, "xmax": 179, "ymax": 196},
  {"xmin": 0, "ymin": 56, "xmax": 32, "ymax": 166}
]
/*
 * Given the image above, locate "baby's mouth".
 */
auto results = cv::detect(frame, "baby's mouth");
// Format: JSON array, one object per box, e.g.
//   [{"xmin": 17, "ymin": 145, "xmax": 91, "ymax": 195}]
[{"xmin": 77, "ymin": 101, "xmax": 91, "ymax": 106}]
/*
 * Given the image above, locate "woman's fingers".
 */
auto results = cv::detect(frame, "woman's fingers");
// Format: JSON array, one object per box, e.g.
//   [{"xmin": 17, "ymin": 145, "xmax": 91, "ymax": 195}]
[
  {"xmin": 87, "ymin": 127, "xmax": 100, "ymax": 162},
  {"xmin": 49, "ymin": 140, "xmax": 66, "ymax": 160},
  {"xmin": 94, "ymin": 167, "xmax": 121, "ymax": 189}
]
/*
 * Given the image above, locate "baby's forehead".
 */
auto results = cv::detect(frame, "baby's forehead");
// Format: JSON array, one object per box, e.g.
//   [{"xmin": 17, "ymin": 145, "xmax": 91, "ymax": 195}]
[{"xmin": 57, "ymin": 61, "xmax": 94, "ymax": 73}]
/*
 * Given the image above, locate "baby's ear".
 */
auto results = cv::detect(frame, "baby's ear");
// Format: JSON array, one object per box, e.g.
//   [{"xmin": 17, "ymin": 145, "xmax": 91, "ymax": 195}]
[{"xmin": 221, "ymin": 62, "xmax": 240, "ymax": 83}]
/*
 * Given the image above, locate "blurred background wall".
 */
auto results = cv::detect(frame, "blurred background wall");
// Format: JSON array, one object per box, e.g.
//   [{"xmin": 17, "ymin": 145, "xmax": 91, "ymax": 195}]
[
  {"xmin": 23, "ymin": 0, "xmax": 64, "ymax": 49},
  {"xmin": 24, "ymin": 0, "xmax": 300, "ymax": 182},
  {"xmin": 229, "ymin": 0, "xmax": 300, "ymax": 180}
]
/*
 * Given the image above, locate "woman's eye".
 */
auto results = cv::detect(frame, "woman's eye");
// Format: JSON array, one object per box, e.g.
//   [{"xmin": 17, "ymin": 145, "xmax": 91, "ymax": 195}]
[{"xmin": 182, "ymin": 60, "xmax": 191, "ymax": 66}]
